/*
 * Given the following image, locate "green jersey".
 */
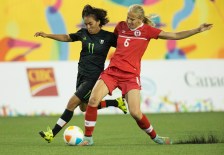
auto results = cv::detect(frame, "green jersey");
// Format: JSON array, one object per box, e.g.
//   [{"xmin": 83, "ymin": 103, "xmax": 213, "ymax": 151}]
[{"xmin": 69, "ymin": 28, "xmax": 117, "ymax": 79}]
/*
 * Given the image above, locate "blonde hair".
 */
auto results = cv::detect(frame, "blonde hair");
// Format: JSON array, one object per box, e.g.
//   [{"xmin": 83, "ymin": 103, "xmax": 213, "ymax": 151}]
[{"xmin": 128, "ymin": 4, "xmax": 155, "ymax": 27}]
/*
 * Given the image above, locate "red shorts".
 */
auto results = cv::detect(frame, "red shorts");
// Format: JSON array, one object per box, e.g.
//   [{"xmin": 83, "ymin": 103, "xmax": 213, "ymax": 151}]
[{"xmin": 99, "ymin": 67, "xmax": 141, "ymax": 96}]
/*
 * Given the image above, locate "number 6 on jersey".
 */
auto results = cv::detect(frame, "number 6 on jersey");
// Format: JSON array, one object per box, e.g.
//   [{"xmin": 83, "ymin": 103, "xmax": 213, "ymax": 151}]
[{"xmin": 124, "ymin": 38, "xmax": 130, "ymax": 47}]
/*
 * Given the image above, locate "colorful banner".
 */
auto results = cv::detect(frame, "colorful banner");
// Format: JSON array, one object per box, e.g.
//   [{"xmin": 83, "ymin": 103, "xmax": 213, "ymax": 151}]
[
  {"xmin": 27, "ymin": 68, "xmax": 58, "ymax": 96},
  {"xmin": 0, "ymin": 0, "xmax": 224, "ymax": 61},
  {"xmin": 0, "ymin": 61, "xmax": 223, "ymax": 116}
]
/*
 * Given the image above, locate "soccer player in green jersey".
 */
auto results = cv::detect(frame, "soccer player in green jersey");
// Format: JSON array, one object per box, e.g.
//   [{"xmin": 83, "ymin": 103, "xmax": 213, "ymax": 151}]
[{"xmin": 34, "ymin": 4, "xmax": 127, "ymax": 143}]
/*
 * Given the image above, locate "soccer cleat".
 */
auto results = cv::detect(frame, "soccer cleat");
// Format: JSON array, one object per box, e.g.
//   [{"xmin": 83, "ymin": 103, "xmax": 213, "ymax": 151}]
[
  {"xmin": 79, "ymin": 136, "xmax": 94, "ymax": 146},
  {"xmin": 153, "ymin": 135, "xmax": 172, "ymax": 144},
  {"xmin": 39, "ymin": 127, "xmax": 54, "ymax": 143},
  {"xmin": 116, "ymin": 97, "xmax": 128, "ymax": 114}
]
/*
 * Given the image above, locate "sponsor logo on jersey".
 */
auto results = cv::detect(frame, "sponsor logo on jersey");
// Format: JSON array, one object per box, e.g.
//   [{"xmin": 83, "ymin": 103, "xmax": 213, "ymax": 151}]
[
  {"xmin": 99, "ymin": 39, "xmax": 104, "ymax": 44},
  {"xmin": 27, "ymin": 68, "xmax": 58, "ymax": 96},
  {"xmin": 134, "ymin": 30, "xmax": 141, "ymax": 37}
]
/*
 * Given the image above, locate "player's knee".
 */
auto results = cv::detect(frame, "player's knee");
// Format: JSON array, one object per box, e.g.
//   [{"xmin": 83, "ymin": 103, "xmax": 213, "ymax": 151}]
[
  {"xmin": 79, "ymin": 104, "xmax": 87, "ymax": 112},
  {"xmin": 79, "ymin": 107, "xmax": 86, "ymax": 112},
  {"xmin": 67, "ymin": 103, "xmax": 77, "ymax": 111},
  {"xmin": 88, "ymin": 97, "xmax": 100, "ymax": 106},
  {"xmin": 129, "ymin": 110, "xmax": 142, "ymax": 120},
  {"xmin": 67, "ymin": 99, "xmax": 80, "ymax": 111}
]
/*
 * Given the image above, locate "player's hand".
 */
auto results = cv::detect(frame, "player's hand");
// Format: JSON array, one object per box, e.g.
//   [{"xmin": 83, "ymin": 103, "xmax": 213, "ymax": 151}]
[
  {"xmin": 34, "ymin": 31, "xmax": 47, "ymax": 38},
  {"xmin": 198, "ymin": 23, "xmax": 213, "ymax": 32}
]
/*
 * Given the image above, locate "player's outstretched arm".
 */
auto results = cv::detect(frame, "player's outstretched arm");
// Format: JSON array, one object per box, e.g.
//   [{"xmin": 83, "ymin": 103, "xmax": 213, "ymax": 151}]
[
  {"xmin": 158, "ymin": 23, "xmax": 213, "ymax": 40},
  {"xmin": 34, "ymin": 31, "xmax": 72, "ymax": 42}
]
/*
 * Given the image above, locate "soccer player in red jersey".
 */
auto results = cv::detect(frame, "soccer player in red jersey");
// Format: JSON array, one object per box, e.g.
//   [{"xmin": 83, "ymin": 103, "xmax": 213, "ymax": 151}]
[{"xmin": 80, "ymin": 4, "xmax": 213, "ymax": 145}]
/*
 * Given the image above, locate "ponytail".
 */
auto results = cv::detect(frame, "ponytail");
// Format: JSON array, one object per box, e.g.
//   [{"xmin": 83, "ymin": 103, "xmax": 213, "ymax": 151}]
[{"xmin": 143, "ymin": 16, "xmax": 155, "ymax": 27}]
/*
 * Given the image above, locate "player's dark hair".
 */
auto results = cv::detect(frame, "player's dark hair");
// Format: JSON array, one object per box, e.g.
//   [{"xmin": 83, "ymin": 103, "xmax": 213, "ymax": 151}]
[{"xmin": 82, "ymin": 4, "xmax": 109, "ymax": 27}]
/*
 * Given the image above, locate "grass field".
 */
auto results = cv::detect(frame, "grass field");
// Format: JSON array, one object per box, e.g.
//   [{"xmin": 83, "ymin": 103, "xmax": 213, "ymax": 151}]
[{"xmin": 0, "ymin": 112, "xmax": 224, "ymax": 155}]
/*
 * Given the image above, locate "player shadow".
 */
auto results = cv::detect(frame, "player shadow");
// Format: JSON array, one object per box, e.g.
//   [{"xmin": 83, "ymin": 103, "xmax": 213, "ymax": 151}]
[{"xmin": 174, "ymin": 134, "xmax": 224, "ymax": 144}]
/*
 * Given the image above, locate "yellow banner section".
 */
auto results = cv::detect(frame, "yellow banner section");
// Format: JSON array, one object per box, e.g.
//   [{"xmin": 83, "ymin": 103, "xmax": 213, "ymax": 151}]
[{"xmin": 0, "ymin": 0, "xmax": 223, "ymax": 61}]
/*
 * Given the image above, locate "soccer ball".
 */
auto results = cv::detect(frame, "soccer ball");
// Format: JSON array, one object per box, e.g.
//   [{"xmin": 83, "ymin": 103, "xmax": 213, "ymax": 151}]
[{"xmin": 63, "ymin": 126, "xmax": 84, "ymax": 145}]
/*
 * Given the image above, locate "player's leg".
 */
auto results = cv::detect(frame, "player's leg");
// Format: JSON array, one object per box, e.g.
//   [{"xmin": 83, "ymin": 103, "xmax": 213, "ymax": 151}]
[
  {"xmin": 52, "ymin": 95, "xmax": 81, "ymax": 136},
  {"xmin": 98, "ymin": 97, "xmax": 127, "ymax": 114},
  {"xmin": 80, "ymin": 98, "xmax": 127, "ymax": 114},
  {"xmin": 125, "ymin": 89, "xmax": 171, "ymax": 144},
  {"xmin": 78, "ymin": 97, "xmax": 127, "ymax": 114},
  {"xmin": 79, "ymin": 97, "xmax": 127, "ymax": 114},
  {"xmin": 39, "ymin": 95, "xmax": 81, "ymax": 143},
  {"xmin": 125, "ymin": 89, "xmax": 157, "ymax": 138},
  {"xmin": 77, "ymin": 78, "xmax": 127, "ymax": 114},
  {"xmin": 80, "ymin": 79, "xmax": 111, "ymax": 146},
  {"xmin": 74, "ymin": 72, "xmax": 127, "ymax": 113},
  {"xmin": 39, "ymin": 73, "xmax": 85, "ymax": 143}
]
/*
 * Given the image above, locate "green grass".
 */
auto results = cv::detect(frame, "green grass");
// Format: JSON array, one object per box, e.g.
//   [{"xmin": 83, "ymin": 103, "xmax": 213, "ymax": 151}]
[{"xmin": 0, "ymin": 112, "xmax": 224, "ymax": 155}]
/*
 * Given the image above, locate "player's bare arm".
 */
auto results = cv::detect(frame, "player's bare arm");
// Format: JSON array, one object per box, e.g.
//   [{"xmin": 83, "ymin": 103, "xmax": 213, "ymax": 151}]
[
  {"xmin": 34, "ymin": 32, "xmax": 72, "ymax": 42},
  {"xmin": 158, "ymin": 23, "xmax": 213, "ymax": 40}
]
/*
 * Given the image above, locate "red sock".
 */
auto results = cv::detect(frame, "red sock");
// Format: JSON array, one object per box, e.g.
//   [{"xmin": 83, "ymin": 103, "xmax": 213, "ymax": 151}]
[
  {"xmin": 85, "ymin": 105, "xmax": 97, "ymax": 137},
  {"xmin": 100, "ymin": 101, "xmax": 106, "ymax": 108},
  {"xmin": 136, "ymin": 114, "xmax": 157, "ymax": 139}
]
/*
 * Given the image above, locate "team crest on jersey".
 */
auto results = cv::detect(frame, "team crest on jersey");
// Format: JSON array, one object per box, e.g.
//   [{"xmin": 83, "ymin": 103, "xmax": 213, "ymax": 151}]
[
  {"xmin": 134, "ymin": 30, "xmax": 141, "ymax": 37},
  {"xmin": 99, "ymin": 39, "xmax": 104, "ymax": 44}
]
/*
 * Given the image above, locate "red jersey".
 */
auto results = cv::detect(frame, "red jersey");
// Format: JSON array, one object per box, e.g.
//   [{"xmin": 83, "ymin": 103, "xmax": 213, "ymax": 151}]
[{"xmin": 108, "ymin": 21, "xmax": 162, "ymax": 76}]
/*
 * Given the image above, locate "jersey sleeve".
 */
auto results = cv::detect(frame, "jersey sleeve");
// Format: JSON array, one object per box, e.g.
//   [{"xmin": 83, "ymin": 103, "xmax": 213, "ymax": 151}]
[
  {"xmin": 69, "ymin": 29, "xmax": 83, "ymax": 42},
  {"xmin": 147, "ymin": 26, "xmax": 162, "ymax": 39},
  {"xmin": 114, "ymin": 21, "xmax": 122, "ymax": 36}
]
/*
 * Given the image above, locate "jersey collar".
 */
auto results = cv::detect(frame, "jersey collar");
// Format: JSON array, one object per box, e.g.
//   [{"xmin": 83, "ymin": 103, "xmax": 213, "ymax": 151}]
[{"xmin": 130, "ymin": 23, "xmax": 144, "ymax": 31}]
